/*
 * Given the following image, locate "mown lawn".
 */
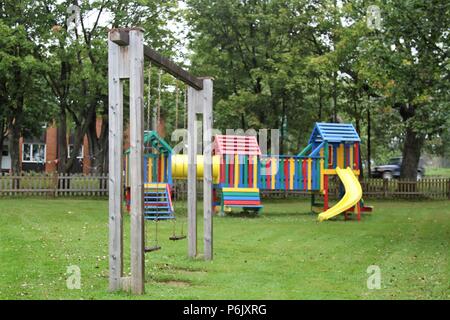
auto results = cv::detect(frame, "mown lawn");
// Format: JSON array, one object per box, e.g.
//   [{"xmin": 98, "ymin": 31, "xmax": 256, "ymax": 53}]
[
  {"xmin": 0, "ymin": 198, "xmax": 448, "ymax": 300},
  {"xmin": 427, "ymin": 167, "xmax": 450, "ymax": 178}
]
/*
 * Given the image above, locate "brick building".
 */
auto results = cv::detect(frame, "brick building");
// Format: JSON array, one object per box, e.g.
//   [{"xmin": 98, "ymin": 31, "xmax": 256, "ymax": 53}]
[
  {"xmin": 1, "ymin": 118, "xmax": 166, "ymax": 174},
  {"xmin": 1, "ymin": 119, "xmax": 102, "ymax": 174}
]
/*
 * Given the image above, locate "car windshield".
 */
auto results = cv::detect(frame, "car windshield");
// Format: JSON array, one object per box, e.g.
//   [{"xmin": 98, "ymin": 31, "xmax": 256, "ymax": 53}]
[{"xmin": 388, "ymin": 158, "xmax": 401, "ymax": 165}]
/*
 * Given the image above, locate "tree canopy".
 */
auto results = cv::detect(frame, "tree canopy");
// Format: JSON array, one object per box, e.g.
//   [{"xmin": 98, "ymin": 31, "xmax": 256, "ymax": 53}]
[
  {"xmin": 185, "ymin": 0, "xmax": 449, "ymax": 177},
  {"xmin": 0, "ymin": 0, "xmax": 448, "ymax": 178}
]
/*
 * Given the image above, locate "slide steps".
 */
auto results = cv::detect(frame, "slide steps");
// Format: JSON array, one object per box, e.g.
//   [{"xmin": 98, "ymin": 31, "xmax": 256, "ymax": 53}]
[{"xmin": 144, "ymin": 183, "xmax": 175, "ymax": 220}]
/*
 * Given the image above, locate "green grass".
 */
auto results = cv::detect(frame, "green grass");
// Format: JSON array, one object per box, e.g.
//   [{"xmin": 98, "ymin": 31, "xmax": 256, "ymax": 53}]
[
  {"xmin": 0, "ymin": 198, "xmax": 448, "ymax": 300},
  {"xmin": 427, "ymin": 167, "xmax": 450, "ymax": 178}
]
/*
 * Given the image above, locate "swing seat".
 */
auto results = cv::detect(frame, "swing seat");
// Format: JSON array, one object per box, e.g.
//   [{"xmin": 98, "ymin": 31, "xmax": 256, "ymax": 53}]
[
  {"xmin": 169, "ymin": 235, "xmax": 186, "ymax": 241},
  {"xmin": 145, "ymin": 245, "xmax": 161, "ymax": 253}
]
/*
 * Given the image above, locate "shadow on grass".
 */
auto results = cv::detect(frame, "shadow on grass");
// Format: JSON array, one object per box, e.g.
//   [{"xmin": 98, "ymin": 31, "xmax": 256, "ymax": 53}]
[
  {"xmin": 222, "ymin": 211, "xmax": 261, "ymax": 218},
  {"xmin": 319, "ymin": 212, "xmax": 374, "ymax": 222},
  {"xmin": 260, "ymin": 211, "xmax": 317, "ymax": 218},
  {"xmin": 218, "ymin": 210, "xmax": 317, "ymax": 219},
  {"xmin": 155, "ymin": 263, "xmax": 207, "ymax": 274}
]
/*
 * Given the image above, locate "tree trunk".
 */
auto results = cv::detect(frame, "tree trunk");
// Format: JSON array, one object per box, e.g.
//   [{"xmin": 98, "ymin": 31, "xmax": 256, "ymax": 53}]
[
  {"xmin": 241, "ymin": 113, "xmax": 246, "ymax": 131},
  {"xmin": 87, "ymin": 113, "xmax": 108, "ymax": 175},
  {"xmin": 280, "ymin": 94, "xmax": 286, "ymax": 155},
  {"xmin": 9, "ymin": 125, "xmax": 21, "ymax": 175},
  {"xmin": 9, "ymin": 124, "xmax": 20, "ymax": 192},
  {"xmin": 65, "ymin": 122, "xmax": 87, "ymax": 173},
  {"xmin": 9, "ymin": 105, "xmax": 22, "ymax": 194},
  {"xmin": 317, "ymin": 76, "xmax": 323, "ymax": 121},
  {"xmin": 400, "ymin": 126, "xmax": 423, "ymax": 180},
  {"xmin": 332, "ymin": 71, "xmax": 338, "ymax": 122},
  {"xmin": 0, "ymin": 119, "xmax": 5, "ymax": 172},
  {"xmin": 57, "ymin": 106, "xmax": 68, "ymax": 173},
  {"xmin": 65, "ymin": 99, "xmax": 100, "ymax": 174},
  {"xmin": 8, "ymin": 120, "xmax": 21, "ymax": 176},
  {"xmin": 9, "ymin": 77, "xmax": 24, "ymax": 177},
  {"xmin": 366, "ymin": 107, "xmax": 372, "ymax": 178},
  {"xmin": 0, "ymin": 78, "xmax": 6, "ymax": 171},
  {"xmin": 398, "ymin": 103, "xmax": 423, "ymax": 180},
  {"xmin": 352, "ymin": 91, "xmax": 364, "ymax": 178}
]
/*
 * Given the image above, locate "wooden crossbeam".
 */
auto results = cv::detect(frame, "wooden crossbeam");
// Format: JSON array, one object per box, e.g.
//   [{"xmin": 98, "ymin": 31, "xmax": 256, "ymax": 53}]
[{"xmin": 110, "ymin": 28, "xmax": 204, "ymax": 90}]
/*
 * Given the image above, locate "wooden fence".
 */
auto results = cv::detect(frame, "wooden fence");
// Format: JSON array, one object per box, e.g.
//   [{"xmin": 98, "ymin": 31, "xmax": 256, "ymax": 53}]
[
  {"xmin": 0, "ymin": 174, "xmax": 449, "ymax": 200},
  {"xmin": 172, "ymin": 178, "xmax": 450, "ymax": 200},
  {"xmin": 359, "ymin": 178, "xmax": 450, "ymax": 199},
  {"xmin": 0, "ymin": 173, "xmax": 108, "ymax": 197}
]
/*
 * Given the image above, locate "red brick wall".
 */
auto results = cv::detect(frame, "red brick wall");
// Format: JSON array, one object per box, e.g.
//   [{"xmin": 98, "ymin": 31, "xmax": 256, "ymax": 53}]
[
  {"xmin": 45, "ymin": 126, "xmax": 58, "ymax": 173},
  {"xmin": 123, "ymin": 126, "xmax": 130, "ymax": 151},
  {"xmin": 26, "ymin": 116, "xmax": 168, "ymax": 174},
  {"xmin": 122, "ymin": 117, "xmax": 166, "ymax": 151},
  {"xmin": 83, "ymin": 135, "xmax": 90, "ymax": 175},
  {"xmin": 157, "ymin": 117, "xmax": 166, "ymax": 138}
]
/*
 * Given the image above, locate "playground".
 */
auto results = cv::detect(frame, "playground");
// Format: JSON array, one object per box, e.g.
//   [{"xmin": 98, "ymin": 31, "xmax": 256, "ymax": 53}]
[
  {"xmin": 0, "ymin": 198, "xmax": 448, "ymax": 299},
  {"xmin": 1, "ymin": 3, "xmax": 449, "ymax": 303},
  {"xmin": 103, "ymin": 29, "xmax": 388, "ymax": 295}
]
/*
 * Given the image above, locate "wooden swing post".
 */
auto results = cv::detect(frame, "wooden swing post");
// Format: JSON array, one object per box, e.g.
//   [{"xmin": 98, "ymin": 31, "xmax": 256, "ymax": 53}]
[{"xmin": 108, "ymin": 27, "xmax": 214, "ymax": 295}]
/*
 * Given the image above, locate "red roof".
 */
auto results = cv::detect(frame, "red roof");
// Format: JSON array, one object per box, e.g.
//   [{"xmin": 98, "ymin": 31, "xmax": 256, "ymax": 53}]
[{"xmin": 214, "ymin": 135, "xmax": 261, "ymax": 156}]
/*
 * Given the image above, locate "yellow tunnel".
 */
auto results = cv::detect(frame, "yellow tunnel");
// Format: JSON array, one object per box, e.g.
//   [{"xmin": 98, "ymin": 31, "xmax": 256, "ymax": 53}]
[{"xmin": 171, "ymin": 154, "xmax": 221, "ymax": 182}]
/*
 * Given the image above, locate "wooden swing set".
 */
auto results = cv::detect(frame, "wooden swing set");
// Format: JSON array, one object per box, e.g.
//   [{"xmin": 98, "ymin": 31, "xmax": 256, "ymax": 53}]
[{"xmin": 108, "ymin": 28, "xmax": 213, "ymax": 295}]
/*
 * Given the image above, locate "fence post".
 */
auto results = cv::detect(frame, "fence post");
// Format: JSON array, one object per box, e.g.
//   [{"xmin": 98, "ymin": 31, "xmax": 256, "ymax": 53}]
[
  {"xmin": 383, "ymin": 178, "xmax": 388, "ymax": 198},
  {"xmin": 447, "ymin": 179, "xmax": 450, "ymax": 200},
  {"xmin": 53, "ymin": 172, "xmax": 58, "ymax": 197}
]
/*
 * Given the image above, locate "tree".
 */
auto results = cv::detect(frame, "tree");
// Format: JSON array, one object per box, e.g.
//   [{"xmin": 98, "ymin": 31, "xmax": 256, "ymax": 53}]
[
  {"xmin": 186, "ymin": 0, "xmax": 332, "ymax": 154},
  {"xmin": 0, "ymin": 84, "xmax": 7, "ymax": 170},
  {"xmin": 27, "ymin": 0, "xmax": 181, "ymax": 174},
  {"xmin": 0, "ymin": 19, "xmax": 53, "ymax": 175},
  {"xmin": 356, "ymin": 0, "xmax": 449, "ymax": 179},
  {"xmin": 186, "ymin": 0, "xmax": 449, "ymax": 179}
]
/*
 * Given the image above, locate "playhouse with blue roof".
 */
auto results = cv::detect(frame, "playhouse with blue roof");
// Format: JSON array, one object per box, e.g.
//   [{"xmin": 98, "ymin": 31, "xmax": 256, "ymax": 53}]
[{"xmin": 301, "ymin": 122, "xmax": 361, "ymax": 172}]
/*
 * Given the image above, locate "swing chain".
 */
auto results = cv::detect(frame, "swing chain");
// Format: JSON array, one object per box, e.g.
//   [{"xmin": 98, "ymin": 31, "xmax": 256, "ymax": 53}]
[
  {"xmin": 157, "ymin": 69, "xmax": 162, "ymax": 129},
  {"xmin": 147, "ymin": 62, "xmax": 152, "ymax": 131},
  {"xmin": 175, "ymin": 81, "xmax": 179, "ymax": 130},
  {"xmin": 184, "ymin": 85, "xmax": 187, "ymax": 129}
]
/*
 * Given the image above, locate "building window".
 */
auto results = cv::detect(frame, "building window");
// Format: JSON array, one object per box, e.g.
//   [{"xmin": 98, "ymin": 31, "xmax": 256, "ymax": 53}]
[
  {"xmin": 22, "ymin": 143, "xmax": 46, "ymax": 163},
  {"xmin": 68, "ymin": 145, "xmax": 84, "ymax": 159},
  {"xmin": 2, "ymin": 145, "xmax": 7, "ymax": 157}
]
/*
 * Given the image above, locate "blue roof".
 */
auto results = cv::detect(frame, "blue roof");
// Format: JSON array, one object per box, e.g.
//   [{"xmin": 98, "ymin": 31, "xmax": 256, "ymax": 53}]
[{"xmin": 308, "ymin": 123, "xmax": 360, "ymax": 144}]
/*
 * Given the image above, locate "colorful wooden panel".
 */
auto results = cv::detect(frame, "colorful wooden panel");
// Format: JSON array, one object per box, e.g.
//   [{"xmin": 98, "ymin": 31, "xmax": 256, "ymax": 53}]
[{"xmin": 222, "ymin": 187, "xmax": 263, "ymax": 211}]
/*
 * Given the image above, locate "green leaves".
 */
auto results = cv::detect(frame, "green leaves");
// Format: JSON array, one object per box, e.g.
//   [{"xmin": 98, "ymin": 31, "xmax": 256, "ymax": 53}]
[
  {"xmin": 1, "ymin": 0, "xmax": 448, "ymax": 172},
  {"xmin": 0, "ymin": 18, "xmax": 53, "ymax": 133},
  {"xmin": 186, "ymin": 0, "xmax": 323, "ymax": 151},
  {"xmin": 186, "ymin": 0, "xmax": 449, "ymax": 163}
]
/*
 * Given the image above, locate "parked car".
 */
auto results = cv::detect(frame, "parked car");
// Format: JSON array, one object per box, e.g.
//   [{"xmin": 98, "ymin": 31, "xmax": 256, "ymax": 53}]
[{"xmin": 371, "ymin": 157, "xmax": 425, "ymax": 180}]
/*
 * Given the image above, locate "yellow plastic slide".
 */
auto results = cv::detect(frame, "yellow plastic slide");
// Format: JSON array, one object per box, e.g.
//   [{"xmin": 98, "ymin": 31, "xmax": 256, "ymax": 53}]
[{"xmin": 318, "ymin": 167, "xmax": 362, "ymax": 222}]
